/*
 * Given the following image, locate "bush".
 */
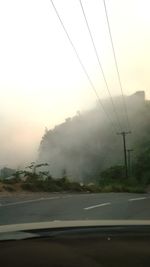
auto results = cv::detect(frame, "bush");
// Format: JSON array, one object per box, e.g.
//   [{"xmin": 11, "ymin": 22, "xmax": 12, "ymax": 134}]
[
  {"xmin": 3, "ymin": 177, "xmax": 20, "ymax": 184},
  {"xmin": 100, "ymin": 184, "xmax": 145, "ymax": 193},
  {"xmin": 55, "ymin": 177, "xmax": 70, "ymax": 189},
  {"xmin": 21, "ymin": 182, "xmax": 38, "ymax": 192},
  {"xmin": 67, "ymin": 182, "xmax": 83, "ymax": 192},
  {"xmin": 3, "ymin": 185, "xmax": 16, "ymax": 192},
  {"xmin": 21, "ymin": 176, "xmax": 85, "ymax": 193},
  {"xmin": 127, "ymin": 186, "xmax": 145, "ymax": 193},
  {"xmin": 100, "ymin": 165, "xmax": 124, "ymax": 179},
  {"xmin": 85, "ymin": 184, "xmax": 101, "ymax": 193},
  {"xmin": 19, "ymin": 171, "xmax": 146, "ymax": 194},
  {"xmin": 21, "ymin": 180, "xmax": 62, "ymax": 192}
]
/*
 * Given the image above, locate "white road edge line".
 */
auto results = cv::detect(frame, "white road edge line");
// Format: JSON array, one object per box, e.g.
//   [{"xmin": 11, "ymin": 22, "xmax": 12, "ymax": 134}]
[
  {"xmin": 0, "ymin": 196, "xmax": 60, "ymax": 207},
  {"xmin": 128, "ymin": 197, "xmax": 147, "ymax": 202},
  {"xmin": 84, "ymin": 202, "xmax": 111, "ymax": 210}
]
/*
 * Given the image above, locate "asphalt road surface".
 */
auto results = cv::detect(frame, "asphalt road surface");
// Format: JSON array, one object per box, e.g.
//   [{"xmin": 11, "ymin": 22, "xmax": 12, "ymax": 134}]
[{"xmin": 0, "ymin": 192, "xmax": 150, "ymax": 225}]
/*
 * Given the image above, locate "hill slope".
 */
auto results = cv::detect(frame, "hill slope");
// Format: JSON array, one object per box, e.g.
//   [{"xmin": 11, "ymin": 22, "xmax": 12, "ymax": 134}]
[{"xmin": 38, "ymin": 91, "xmax": 150, "ymax": 182}]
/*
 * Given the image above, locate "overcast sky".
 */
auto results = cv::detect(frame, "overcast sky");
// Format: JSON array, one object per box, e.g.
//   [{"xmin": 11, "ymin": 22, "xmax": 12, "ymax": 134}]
[{"xmin": 0, "ymin": 0, "xmax": 150, "ymax": 168}]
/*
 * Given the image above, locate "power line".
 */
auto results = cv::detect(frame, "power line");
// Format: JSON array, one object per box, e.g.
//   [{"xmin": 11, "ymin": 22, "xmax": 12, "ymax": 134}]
[
  {"xmin": 102, "ymin": 0, "xmax": 131, "ymax": 132},
  {"xmin": 50, "ymin": 0, "xmax": 119, "ymax": 134},
  {"xmin": 79, "ymin": 0, "xmax": 122, "ymax": 132}
]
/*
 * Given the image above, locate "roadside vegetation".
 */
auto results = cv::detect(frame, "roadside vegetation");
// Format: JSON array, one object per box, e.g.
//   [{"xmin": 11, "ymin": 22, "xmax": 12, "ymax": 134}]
[
  {"xmin": 98, "ymin": 166, "xmax": 146, "ymax": 193},
  {"xmin": 0, "ymin": 175, "xmax": 146, "ymax": 194},
  {"xmin": 0, "ymin": 164, "xmax": 147, "ymax": 194},
  {"xmin": 0, "ymin": 140, "xmax": 150, "ymax": 195}
]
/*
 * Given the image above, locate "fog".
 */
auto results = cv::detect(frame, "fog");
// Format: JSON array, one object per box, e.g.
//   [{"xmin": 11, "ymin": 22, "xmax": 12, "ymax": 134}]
[
  {"xmin": 38, "ymin": 91, "xmax": 150, "ymax": 182},
  {"xmin": 1, "ymin": 1, "xmax": 150, "ymax": 170}
]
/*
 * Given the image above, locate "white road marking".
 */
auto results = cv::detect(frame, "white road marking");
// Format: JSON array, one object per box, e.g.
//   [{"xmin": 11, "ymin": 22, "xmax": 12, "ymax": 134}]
[
  {"xmin": 0, "ymin": 196, "xmax": 60, "ymax": 207},
  {"xmin": 128, "ymin": 197, "xmax": 147, "ymax": 202},
  {"xmin": 84, "ymin": 202, "xmax": 111, "ymax": 210}
]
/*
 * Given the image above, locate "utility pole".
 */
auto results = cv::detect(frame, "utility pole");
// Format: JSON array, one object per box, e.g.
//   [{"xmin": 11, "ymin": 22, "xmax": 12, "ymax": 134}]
[
  {"xmin": 127, "ymin": 149, "xmax": 134, "ymax": 177},
  {"xmin": 117, "ymin": 131, "xmax": 131, "ymax": 179}
]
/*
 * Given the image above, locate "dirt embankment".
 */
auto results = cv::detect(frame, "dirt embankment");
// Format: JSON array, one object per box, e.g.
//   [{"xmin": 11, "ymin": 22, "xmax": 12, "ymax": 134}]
[
  {"xmin": 0, "ymin": 182, "xmax": 58, "ymax": 198},
  {"xmin": 0, "ymin": 182, "xmax": 23, "ymax": 195}
]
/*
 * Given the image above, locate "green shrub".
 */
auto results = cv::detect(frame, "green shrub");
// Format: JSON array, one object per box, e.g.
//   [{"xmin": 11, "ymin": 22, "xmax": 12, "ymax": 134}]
[{"xmin": 99, "ymin": 165, "xmax": 125, "ymax": 185}]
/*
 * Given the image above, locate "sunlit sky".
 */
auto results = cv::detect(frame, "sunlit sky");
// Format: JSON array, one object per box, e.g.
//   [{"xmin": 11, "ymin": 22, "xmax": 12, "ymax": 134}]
[{"xmin": 0, "ymin": 0, "xmax": 150, "ymax": 168}]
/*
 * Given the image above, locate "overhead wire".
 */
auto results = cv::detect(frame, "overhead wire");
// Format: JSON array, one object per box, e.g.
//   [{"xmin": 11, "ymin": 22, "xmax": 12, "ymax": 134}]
[
  {"xmin": 102, "ymin": 0, "xmax": 131, "ymax": 132},
  {"xmin": 79, "ymin": 0, "xmax": 122, "ymax": 132},
  {"xmin": 50, "ymin": 0, "xmax": 119, "ymax": 134}
]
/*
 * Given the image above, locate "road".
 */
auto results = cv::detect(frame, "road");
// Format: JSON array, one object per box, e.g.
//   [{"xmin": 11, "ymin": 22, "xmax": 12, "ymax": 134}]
[{"xmin": 0, "ymin": 192, "xmax": 150, "ymax": 225}]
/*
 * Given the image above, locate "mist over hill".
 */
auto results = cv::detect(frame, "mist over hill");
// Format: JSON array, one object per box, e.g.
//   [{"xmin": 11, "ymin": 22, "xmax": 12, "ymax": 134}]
[{"xmin": 38, "ymin": 91, "xmax": 150, "ymax": 183}]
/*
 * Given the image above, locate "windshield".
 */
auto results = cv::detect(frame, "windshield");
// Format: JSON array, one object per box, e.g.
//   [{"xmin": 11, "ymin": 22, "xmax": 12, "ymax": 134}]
[{"xmin": 0, "ymin": 0, "xmax": 150, "ymax": 226}]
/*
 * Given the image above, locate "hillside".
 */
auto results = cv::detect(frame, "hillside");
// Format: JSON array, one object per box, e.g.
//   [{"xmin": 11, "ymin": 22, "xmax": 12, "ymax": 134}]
[{"xmin": 38, "ymin": 91, "xmax": 150, "ymax": 183}]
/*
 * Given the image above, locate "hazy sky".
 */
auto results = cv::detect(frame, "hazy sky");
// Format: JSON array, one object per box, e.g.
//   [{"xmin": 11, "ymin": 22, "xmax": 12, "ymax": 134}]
[{"xmin": 0, "ymin": 0, "xmax": 150, "ymax": 168}]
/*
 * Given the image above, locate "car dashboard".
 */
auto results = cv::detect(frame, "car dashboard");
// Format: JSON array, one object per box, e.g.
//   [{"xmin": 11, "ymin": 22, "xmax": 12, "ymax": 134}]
[{"xmin": 0, "ymin": 224, "xmax": 150, "ymax": 266}]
